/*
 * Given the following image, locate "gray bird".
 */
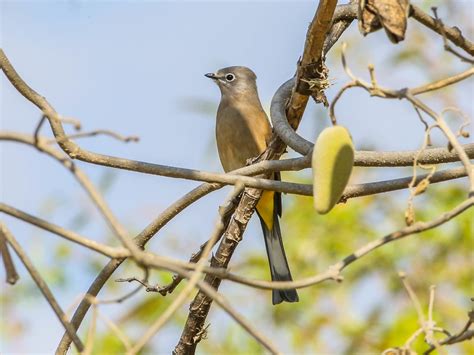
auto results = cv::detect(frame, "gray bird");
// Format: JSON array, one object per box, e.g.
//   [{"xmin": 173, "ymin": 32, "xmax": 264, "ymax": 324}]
[{"xmin": 205, "ymin": 66, "xmax": 298, "ymax": 304}]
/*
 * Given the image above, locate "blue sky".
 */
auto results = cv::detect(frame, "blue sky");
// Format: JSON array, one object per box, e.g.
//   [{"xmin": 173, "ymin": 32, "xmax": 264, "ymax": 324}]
[{"xmin": 1, "ymin": 0, "xmax": 472, "ymax": 353}]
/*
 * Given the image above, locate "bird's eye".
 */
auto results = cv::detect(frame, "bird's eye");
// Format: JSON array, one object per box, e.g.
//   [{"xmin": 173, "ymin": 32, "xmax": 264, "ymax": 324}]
[{"xmin": 225, "ymin": 73, "xmax": 235, "ymax": 82}]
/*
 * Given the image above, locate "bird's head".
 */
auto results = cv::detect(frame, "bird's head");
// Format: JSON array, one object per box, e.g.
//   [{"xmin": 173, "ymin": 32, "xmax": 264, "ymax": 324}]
[{"xmin": 205, "ymin": 66, "xmax": 258, "ymax": 98}]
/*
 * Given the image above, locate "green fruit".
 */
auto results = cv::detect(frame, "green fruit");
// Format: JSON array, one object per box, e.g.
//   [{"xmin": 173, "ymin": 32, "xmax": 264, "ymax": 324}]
[{"xmin": 312, "ymin": 126, "xmax": 354, "ymax": 214}]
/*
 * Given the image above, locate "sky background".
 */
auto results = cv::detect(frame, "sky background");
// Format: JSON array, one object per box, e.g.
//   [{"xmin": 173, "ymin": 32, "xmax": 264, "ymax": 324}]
[{"xmin": 1, "ymin": 0, "xmax": 472, "ymax": 353}]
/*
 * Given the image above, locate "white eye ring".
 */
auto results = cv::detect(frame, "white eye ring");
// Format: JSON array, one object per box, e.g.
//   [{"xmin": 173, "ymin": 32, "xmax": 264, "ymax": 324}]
[{"xmin": 225, "ymin": 73, "xmax": 235, "ymax": 82}]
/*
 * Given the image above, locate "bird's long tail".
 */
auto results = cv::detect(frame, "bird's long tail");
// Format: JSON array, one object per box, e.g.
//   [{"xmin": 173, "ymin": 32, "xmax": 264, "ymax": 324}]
[{"xmin": 256, "ymin": 192, "xmax": 299, "ymax": 305}]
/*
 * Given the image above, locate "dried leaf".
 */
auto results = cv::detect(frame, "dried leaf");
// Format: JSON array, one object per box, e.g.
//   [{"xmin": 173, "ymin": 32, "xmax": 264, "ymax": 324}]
[{"xmin": 359, "ymin": 0, "xmax": 410, "ymax": 43}]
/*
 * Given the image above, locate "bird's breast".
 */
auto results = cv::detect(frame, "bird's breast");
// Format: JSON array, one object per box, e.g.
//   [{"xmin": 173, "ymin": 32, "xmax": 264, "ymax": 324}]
[{"xmin": 215, "ymin": 102, "xmax": 271, "ymax": 172}]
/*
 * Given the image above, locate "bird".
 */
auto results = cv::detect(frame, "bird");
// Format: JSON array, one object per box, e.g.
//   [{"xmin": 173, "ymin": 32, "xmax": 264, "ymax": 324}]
[{"xmin": 205, "ymin": 66, "xmax": 299, "ymax": 304}]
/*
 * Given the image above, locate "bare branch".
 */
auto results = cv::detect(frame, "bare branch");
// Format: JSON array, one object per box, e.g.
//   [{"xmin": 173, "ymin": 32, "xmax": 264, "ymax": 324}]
[
  {"xmin": 46, "ymin": 129, "xmax": 139, "ymax": 144},
  {"xmin": 0, "ymin": 132, "xmax": 130, "ymax": 244},
  {"xmin": 276, "ymin": 67, "xmax": 474, "ymax": 156},
  {"xmin": 2, "ymin": 131, "xmax": 473, "ymax": 200},
  {"xmin": 173, "ymin": 187, "xmax": 266, "ymax": 354},
  {"xmin": 411, "ymin": 67, "xmax": 474, "ymax": 95},
  {"xmin": 0, "ymin": 203, "xmax": 128, "ymax": 259},
  {"xmin": 121, "ymin": 267, "xmax": 282, "ymax": 355},
  {"xmin": 1, "ymin": 2, "xmax": 471, "ymax": 352},
  {"xmin": 0, "ymin": 223, "xmax": 84, "ymax": 352},
  {"xmin": 0, "ymin": 49, "xmax": 141, "ymax": 257},
  {"xmin": 323, "ymin": 1, "xmax": 358, "ymax": 54},
  {"xmin": 0, "ymin": 225, "xmax": 19, "ymax": 284},
  {"xmin": 399, "ymin": 272, "xmax": 431, "ymax": 351},
  {"xmin": 129, "ymin": 183, "xmax": 245, "ymax": 353},
  {"xmin": 410, "ymin": 4, "xmax": 474, "ymax": 57},
  {"xmin": 171, "ymin": 196, "xmax": 474, "ymax": 292}
]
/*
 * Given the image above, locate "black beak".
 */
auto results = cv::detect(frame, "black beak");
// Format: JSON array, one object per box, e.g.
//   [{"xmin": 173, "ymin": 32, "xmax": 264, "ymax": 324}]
[{"xmin": 205, "ymin": 72, "xmax": 218, "ymax": 80}]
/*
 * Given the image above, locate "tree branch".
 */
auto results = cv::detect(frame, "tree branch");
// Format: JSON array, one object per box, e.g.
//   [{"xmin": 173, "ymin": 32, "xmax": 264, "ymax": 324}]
[
  {"xmin": 129, "ymin": 184, "xmax": 245, "ymax": 354},
  {"xmin": 274, "ymin": 67, "xmax": 474, "ymax": 156},
  {"xmin": 1, "ymin": 1, "xmax": 471, "ymax": 352},
  {"xmin": 178, "ymin": 196, "xmax": 473, "ymax": 292},
  {"xmin": 0, "ymin": 203, "xmax": 128, "ymax": 259},
  {"xmin": 0, "ymin": 133, "xmax": 130, "ymax": 244},
  {"xmin": 410, "ymin": 4, "xmax": 474, "ymax": 56},
  {"xmin": 174, "ymin": 0, "xmax": 338, "ymax": 352},
  {"xmin": 96, "ymin": 195, "xmax": 473, "ymax": 316},
  {"xmin": 0, "ymin": 223, "xmax": 84, "ymax": 352},
  {"xmin": 0, "ymin": 50, "xmax": 141, "ymax": 257},
  {"xmin": 0, "ymin": 225, "xmax": 19, "ymax": 285},
  {"xmin": 325, "ymin": 3, "xmax": 474, "ymax": 57}
]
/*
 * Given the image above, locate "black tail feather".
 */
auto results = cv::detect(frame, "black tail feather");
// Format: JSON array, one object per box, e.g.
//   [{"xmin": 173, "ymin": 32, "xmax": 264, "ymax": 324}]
[{"xmin": 257, "ymin": 212, "xmax": 299, "ymax": 305}]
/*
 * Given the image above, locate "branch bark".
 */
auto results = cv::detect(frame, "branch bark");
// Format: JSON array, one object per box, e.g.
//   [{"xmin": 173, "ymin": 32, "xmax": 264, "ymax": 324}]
[{"xmin": 174, "ymin": 1, "xmax": 338, "ymax": 353}]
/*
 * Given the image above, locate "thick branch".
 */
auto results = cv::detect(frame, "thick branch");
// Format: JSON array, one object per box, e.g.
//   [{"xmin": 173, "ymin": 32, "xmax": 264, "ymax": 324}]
[
  {"xmin": 3, "ymin": 131, "xmax": 472, "ymax": 188},
  {"xmin": 174, "ymin": 1, "xmax": 337, "ymax": 353},
  {"xmin": 174, "ymin": 189, "xmax": 264, "ymax": 354},
  {"xmin": 286, "ymin": 0, "xmax": 337, "ymax": 131},
  {"xmin": 273, "ymin": 68, "xmax": 474, "ymax": 156},
  {"xmin": 129, "ymin": 185, "xmax": 245, "ymax": 354}
]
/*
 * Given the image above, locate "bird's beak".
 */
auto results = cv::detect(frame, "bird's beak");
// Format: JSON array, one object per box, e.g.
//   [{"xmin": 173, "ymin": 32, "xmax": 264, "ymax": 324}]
[{"xmin": 205, "ymin": 72, "xmax": 218, "ymax": 80}]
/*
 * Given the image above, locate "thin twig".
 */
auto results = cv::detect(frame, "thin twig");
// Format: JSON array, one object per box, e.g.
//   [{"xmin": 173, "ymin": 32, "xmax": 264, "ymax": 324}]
[
  {"xmin": 410, "ymin": 4, "xmax": 474, "ymax": 56},
  {"xmin": 0, "ymin": 223, "xmax": 84, "ymax": 351},
  {"xmin": 327, "ymin": 48, "xmax": 474, "ymax": 192},
  {"xmin": 430, "ymin": 7, "xmax": 474, "ymax": 63},
  {"xmin": 0, "ymin": 48, "xmax": 140, "ymax": 257},
  {"xmin": 0, "ymin": 203, "xmax": 128, "ymax": 258},
  {"xmin": 0, "ymin": 224, "xmax": 19, "ymax": 284},
  {"xmin": 404, "ymin": 93, "xmax": 474, "ymax": 192},
  {"xmin": 140, "ymin": 197, "xmax": 474, "ymax": 292},
  {"xmin": 0, "ymin": 133, "xmax": 131, "ymax": 247},
  {"xmin": 424, "ymin": 325, "xmax": 473, "ymax": 354},
  {"xmin": 46, "ymin": 129, "xmax": 139, "ymax": 144},
  {"xmin": 100, "ymin": 268, "xmax": 149, "ymax": 305},
  {"xmin": 121, "ymin": 268, "xmax": 282, "ymax": 355}
]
